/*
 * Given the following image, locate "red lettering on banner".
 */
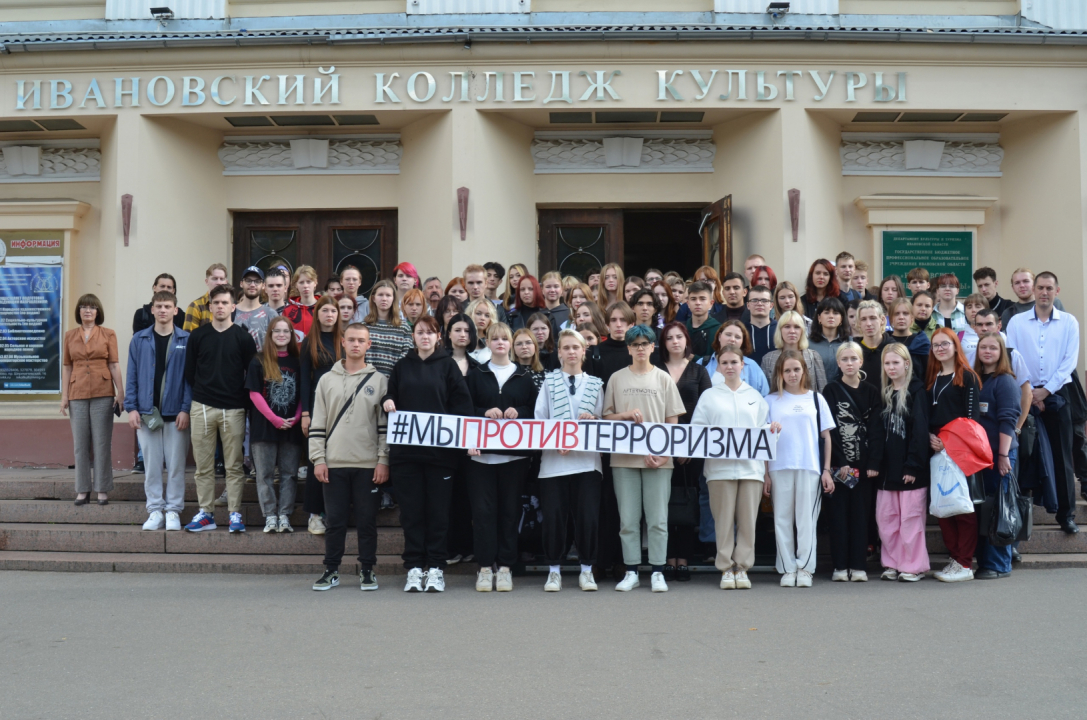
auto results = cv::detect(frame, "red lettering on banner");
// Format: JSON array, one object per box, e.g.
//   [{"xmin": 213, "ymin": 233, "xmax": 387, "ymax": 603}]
[
  {"xmin": 540, "ymin": 421, "xmax": 561, "ymax": 449},
  {"xmin": 462, "ymin": 418, "xmax": 482, "ymax": 448},
  {"xmin": 499, "ymin": 421, "xmax": 524, "ymax": 448},
  {"xmin": 483, "ymin": 420, "xmax": 501, "ymax": 448},
  {"xmin": 523, "ymin": 420, "xmax": 544, "ymax": 447},
  {"xmin": 562, "ymin": 422, "xmax": 580, "ymax": 449}
]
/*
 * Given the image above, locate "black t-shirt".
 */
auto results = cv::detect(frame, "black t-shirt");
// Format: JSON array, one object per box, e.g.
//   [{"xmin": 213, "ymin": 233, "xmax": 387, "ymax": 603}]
[
  {"xmin": 184, "ymin": 323, "xmax": 258, "ymax": 410},
  {"xmin": 245, "ymin": 354, "xmax": 303, "ymax": 445},
  {"xmin": 152, "ymin": 330, "xmax": 175, "ymax": 421}
]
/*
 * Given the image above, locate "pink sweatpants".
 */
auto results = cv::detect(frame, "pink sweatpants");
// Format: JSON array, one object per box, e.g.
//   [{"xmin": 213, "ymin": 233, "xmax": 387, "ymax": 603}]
[{"xmin": 875, "ymin": 488, "xmax": 930, "ymax": 575}]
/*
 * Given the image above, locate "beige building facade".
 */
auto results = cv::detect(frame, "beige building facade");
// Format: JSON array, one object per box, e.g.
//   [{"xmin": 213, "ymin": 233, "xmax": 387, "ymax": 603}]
[{"xmin": 0, "ymin": 0, "xmax": 1085, "ymax": 464}]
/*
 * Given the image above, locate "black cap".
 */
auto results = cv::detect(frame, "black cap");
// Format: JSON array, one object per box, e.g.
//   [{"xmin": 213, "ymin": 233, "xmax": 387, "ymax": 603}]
[{"xmin": 242, "ymin": 265, "xmax": 264, "ymax": 280}]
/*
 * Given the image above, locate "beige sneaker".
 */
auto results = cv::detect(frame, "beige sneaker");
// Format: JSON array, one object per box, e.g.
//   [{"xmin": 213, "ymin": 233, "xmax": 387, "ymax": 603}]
[
  {"xmin": 476, "ymin": 567, "xmax": 494, "ymax": 592},
  {"xmin": 578, "ymin": 570, "xmax": 598, "ymax": 591},
  {"xmin": 720, "ymin": 569, "xmax": 736, "ymax": 589},
  {"xmin": 307, "ymin": 515, "xmax": 326, "ymax": 535},
  {"xmin": 849, "ymin": 570, "xmax": 868, "ymax": 582},
  {"xmin": 495, "ymin": 568, "xmax": 514, "ymax": 592},
  {"xmin": 734, "ymin": 570, "xmax": 751, "ymax": 589}
]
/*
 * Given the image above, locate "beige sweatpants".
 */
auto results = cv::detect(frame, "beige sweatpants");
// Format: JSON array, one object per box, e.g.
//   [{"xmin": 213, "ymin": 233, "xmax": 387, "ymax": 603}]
[{"xmin": 707, "ymin": 479, "xmax": 764, "ymax": 572}]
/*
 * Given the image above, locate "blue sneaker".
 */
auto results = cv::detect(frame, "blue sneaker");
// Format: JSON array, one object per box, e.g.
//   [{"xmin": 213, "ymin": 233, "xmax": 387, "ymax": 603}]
[
  {"xmin": 228, "ymin": 511, "xmax": 246, "ymax": 533},
  {"xmin": 184, "ymin": 510, "xmax": 216, "ymax": 532}
]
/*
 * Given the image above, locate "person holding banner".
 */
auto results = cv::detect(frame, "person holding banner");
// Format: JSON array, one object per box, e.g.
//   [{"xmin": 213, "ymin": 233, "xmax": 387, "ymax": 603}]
[
  {"xmin": 383, "ymin": 315, "xmax": 474, "ymax": 593},
  {"xmin": 765, "ymin": 350, "xmax": 836, "ymax": 588},
  {"xmin": 691, "ymin": 344, "xmax": 773, "ymax": 590},
  {"xmin": 602, "ymin": 325, "xmax": 684, "ymax": 593},
  {"xmin": 534, "ymin": 329, "xmax": 606, "ymax": 592},
  {"xmin": 465, "ymin": 323, "xmax": 540, "ymax": 592}
]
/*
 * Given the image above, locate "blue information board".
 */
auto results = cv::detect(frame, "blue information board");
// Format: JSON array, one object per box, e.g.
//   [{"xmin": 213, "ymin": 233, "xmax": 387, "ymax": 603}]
[{"xmin": 0, "ymin": 264, "xmax": 63, "ymax": 393}]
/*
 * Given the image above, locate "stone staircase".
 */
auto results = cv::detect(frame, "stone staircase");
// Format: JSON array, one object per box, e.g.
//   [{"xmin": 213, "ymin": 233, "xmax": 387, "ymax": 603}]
[{"xmin": 0, "ymin": 468, "xmax": 1085, "ymax": 574}]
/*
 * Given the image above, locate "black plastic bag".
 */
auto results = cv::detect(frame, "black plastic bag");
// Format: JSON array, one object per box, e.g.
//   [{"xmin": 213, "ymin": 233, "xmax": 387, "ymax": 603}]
[{"xmin": 989, "ymin": 474, "xmax": 1023, "ymax": 547}]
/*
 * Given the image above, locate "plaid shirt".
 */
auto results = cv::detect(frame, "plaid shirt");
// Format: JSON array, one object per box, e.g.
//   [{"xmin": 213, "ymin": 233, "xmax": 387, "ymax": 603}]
[{"xmin": 183, "ymin": 293, "xmax": 212, "ymax": 332}]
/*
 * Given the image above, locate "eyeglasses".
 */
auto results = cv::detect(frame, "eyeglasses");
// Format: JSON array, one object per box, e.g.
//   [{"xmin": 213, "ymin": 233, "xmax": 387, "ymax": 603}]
[
  {"xmin": 938, "ymin": 283, "xmax": 959, "ymax": 290},
  {"xmin": 241, "ymin": 277, "xmax": 262, "ymax": 285},
  {"xmin": 629, "ymin": 342, "xmax": 652, "ymax": 349},
  {"xmin": 932, "ymin": 342, "xmax": 953, "ymax": 351},
  {"xmin": 748, "ymin": 299, "xmax": 772, "ymax": 305}
]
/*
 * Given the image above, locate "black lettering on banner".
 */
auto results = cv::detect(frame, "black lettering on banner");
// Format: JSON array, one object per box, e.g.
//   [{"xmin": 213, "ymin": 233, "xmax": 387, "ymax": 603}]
[
  {"xmin": 670, "ymin": 424, "xmax": 688, "ymax": 456},
  {"xmin": 687, "ymin": 426, "xmax": 707, "ymax": 457},
  {"xmin": 629, "ymin": 423, "xmax": 647, "ymax": 453},
  {"xmin": 646, "ymin": 424, "xmax": 670, "ymax": 456},
  {"xmin": 726, "ymin": 428, "xmax": 751, "ymax": 458},
  {"xmin": 410, "ymin": 414, "xmax": 435, "ymax": 445},
  {"xmin": 436, "ymin": 415, "xmax": 455, "ymax": 446},
  {"xmin": 610, "ymin": 422, "xmax": 627, "ymax": 450},
  {"xmin": 581, "ymin": 421, "xmax": 599, "ymax": 449},
  {"xmin": 709, "ymin": 427, "xmax": 725, "ymax": 458},
  {"xmin": 753, "ymin": 429, "xmax": 773, "ymax": 459},
  {"xmin": 454, "ymin": 417, "xmax": 461, "ymax": 446}
]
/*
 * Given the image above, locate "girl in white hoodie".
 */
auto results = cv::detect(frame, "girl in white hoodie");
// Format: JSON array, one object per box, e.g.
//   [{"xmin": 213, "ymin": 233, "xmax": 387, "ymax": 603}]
[{"xmin": 690, "ymin": 345, "xmax": 778, "ymax": 590}]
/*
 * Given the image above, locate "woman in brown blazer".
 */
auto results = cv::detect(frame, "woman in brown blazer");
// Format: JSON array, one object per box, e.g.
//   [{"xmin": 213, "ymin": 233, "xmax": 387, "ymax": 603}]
[{"xmin": 61, "ymin": 294, "xmax": 124, "ymax": 505}]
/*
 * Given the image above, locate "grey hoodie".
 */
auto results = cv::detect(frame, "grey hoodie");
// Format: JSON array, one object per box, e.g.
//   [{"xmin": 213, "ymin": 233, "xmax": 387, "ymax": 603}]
[{"xmin": 309, "ymin": 360, "xmax": 389, "ymax": 469}]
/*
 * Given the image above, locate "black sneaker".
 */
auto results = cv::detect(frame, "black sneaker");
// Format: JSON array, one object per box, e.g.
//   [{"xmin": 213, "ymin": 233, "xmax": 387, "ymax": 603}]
[
  {"xmin": 380, "ymin": 492, "xmax": 396, "ymax": 510},
  {"xmin": 133, "ymin": 459, "xmax": 145, "ymax": 473},
  {"xmin": 360, "ymin": 570, "xmax": 379, "ymax": 591},
  {"xmin": 1011, "ymin": 548, "xmax": 1022, "ymax": 563},
  {"xmin": 313, "ymin": 569, "xmax": 339, "ymax": 591},
  {"xmin": 215, "ymin": 461, "xmax": 226, "ymax": 478}
]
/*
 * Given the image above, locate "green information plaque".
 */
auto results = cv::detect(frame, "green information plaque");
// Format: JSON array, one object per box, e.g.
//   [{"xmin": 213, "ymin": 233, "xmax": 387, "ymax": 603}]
[{"xmin": 882, "ymin": 230, "xmax": 973, "ymax": 295}]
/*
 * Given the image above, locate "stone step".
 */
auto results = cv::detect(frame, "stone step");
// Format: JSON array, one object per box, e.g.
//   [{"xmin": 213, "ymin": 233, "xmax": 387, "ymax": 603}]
[
  {"xmin": 0, "ymin": 523, "xmax": 405, "ymax": 556},
  {"xmin": 922, "ymin": 525, "xmax": 1087, "ymax": 554},
  {"xmin": 0, "ymin": 551, "xmax": 479, "ymax": 576},
  {"xmin": 0, "ymin": 500, "xmax": 402, "ymax": 528}
]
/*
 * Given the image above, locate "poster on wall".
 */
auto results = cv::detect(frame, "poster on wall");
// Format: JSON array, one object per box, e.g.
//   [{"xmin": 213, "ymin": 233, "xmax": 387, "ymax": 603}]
[
  {"xmin": 882, "ymin": 230, "xmax": 973, "ymax": 295},
  {"xmin": 0, "ymin": 232, "xmax": 64, "ymax": 394}
]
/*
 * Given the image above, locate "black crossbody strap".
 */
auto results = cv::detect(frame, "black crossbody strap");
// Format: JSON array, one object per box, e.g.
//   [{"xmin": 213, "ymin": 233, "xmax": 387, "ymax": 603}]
[{"xmin": 326, "ymin": 372, "xmax": 375, "ymax": 442}]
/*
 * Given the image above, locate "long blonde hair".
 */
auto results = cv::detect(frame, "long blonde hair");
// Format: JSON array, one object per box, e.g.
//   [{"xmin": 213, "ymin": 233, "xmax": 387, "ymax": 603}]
[
  {"xmin": 772, "ymin": 349, "xmax": 811, "ymax": 395},
  {"xmin": 773, "ymin": 310, "xmax": 809, "ymax": 351},
  {"xmin": 363, "ymin": 279, "xmax": 402, "ymax": 327},
  {"xmin": 597, "ymin": 262, "xmax": 625, "ymax": 307},
  {"xmin": 512, "ymin": 328, "xmax": 544, "ymax": 372},
  {"xmin": 880, "ymin": 343, "xmax": 913, "ymax": 418}
]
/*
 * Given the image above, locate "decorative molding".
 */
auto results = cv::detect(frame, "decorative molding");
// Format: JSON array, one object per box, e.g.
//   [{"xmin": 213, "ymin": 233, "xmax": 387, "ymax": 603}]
[
  {"xmin": 854, "ymin": 195, "xmax": 998, "ymax": 227},
  {"xmin": 407, "ymin": 0, "xmax": 529, "ymax": 14},
  {"xmin": 0, "ymin": 145, "xmax": 100, "ymax": 183},
  {"xmin": 841, "ymin": 134, "xmax": 1003, "ymax": 177},
  {"xmin": 218, "ymin": 135, "xmax": 401, "ymax": 176},
  {"xmin": 532, "ymin": 131, "xmax": 714, "ymax": 174}
]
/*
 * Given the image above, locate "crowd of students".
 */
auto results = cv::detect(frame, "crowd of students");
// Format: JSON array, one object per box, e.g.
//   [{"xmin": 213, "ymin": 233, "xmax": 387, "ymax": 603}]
[{"xmin": 61, "ymin": 251, "xmax": 1082, "ymax": 592}]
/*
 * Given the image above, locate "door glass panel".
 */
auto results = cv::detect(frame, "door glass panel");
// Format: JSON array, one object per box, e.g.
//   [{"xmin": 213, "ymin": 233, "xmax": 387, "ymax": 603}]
[
  {"xmin": 703, "ymin": 220, "xmax": 720, "ymax": 274},
  {"xmin": 249, "ymin": 230, "xmax": 298, "ymax": 275},
  {"xmin": 333, "ymin": 228, "xmax": 381, "ymax": 295},
  {"xmin": 556, "ymin": 226, "xmax": 604, "ymax": 282}
]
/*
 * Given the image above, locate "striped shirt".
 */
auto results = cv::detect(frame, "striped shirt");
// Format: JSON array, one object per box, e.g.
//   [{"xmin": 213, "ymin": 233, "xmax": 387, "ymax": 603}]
[
  {"xmin": 363, "ymin": 319, "xmax": 414, "ymax": 377},
  {"xmin": 182, "ymin": 293, "xmax": 212, "ymax": 332}
]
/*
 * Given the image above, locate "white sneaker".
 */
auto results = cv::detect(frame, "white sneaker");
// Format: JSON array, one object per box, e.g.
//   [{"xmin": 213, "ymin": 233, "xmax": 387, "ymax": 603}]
[
  {"xmin": 578, "ymin": 570, "xmax": 598, "ymax": 591},
  {"xmin": 898, "ymin": 572, "xmax": 922, "ymax": 582},
  {"xmin": 495, "ymin": 568, "xmax": 513, "ymax": 592},
  {"xmin": 796, "ymin": 570, "xmax": 813, "ymax": 588},
  {"xmin": 881, "ymin": 568, "xmax": 899, "ymax": 581},
  {"xmin": 544, "ymin": 571, "xmax": 562, "ymax": 592},
  {"xmin": 650, "ymin": 571, "xmax": 668, "ymax": 593},
  {"xmin": 734, "ymin": 570, "xmax": 751, "ymax": 589},
  {"xmin": 263, "ymin": 516, "xmax": 278, "ymax": 533},
  {"xmin": 404, "ymin": 567, "xmax": 424, "ymax": 592},
  {"xmin": 307, "ymin": 515, "xmax": 326, "ymax": 535},
  {"xmin": 214, "ymin": 490, "xmax": 228, "ymax": 507},
  {"xmin": 935, "ymin": 559, "xmax": 961, "ymax": 583},
  {"xmin": 780, "ymin": 572, "xmax": 797, "ymax": 587},
  {"xmin": 720, "ymin": 569, "xmax": 736, "ymax": 589},
  {"xmin": 278, "ymin": 514, "xmax": 292, "ymax": 533},
  {"xmin": 447, "ymin": 554, "xmax": 462, "ymax": 566},
  {"xmin": 476, "ymin": 567, "xmax": 494, "ymax": 592},
  {"xmin": 615, "ymin": 571, "xmax": 640, "ymax": 592},
  {"xmin": 164, "ymin": 511, "xmax": 181, "ymax": 531},
  {"xmin": 831, "ymin": 569, "xmax": 849, "ymax": 582},
  {"xmin": 424, "ymin": 568, "xmax": 445, "ymax": 592},
  {"xmin": 142, "ymin": 511, "xmax": 165, "ymax": 531},
  {"xmin": 850, "ymin": 570, "xmax": 868, "ymax": 582},
  {"xmin": 940, "ymin": 561, "xmax": 974, "ymax": 583}
]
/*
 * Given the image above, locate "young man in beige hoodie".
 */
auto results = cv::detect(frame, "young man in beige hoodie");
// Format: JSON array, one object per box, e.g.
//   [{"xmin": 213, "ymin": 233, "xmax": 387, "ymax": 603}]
[{"xmin": 309, "ymin": 323, "xmax": 389, "ymax": 591}]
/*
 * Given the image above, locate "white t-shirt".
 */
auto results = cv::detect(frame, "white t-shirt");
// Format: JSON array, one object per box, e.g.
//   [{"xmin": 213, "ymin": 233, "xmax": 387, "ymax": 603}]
[
  {"xmin": 766, "ymin": 390, "xmax": 836, "ymax": 474},
  {"xmin": 472, "ymin": 361, "xmax": 520, "ymax": 466}
]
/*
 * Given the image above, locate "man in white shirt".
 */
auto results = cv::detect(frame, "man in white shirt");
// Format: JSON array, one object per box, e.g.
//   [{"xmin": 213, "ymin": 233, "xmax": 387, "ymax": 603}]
[{"xmin": 1006, "ymin": 271, "xmax": 1080, "ymax": 534}]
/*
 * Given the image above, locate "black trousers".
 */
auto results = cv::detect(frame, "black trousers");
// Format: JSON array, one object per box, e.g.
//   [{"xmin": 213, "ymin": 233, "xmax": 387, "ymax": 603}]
[
  {"xmin": 1073, "ymin": 420, "xmax": 1087, "ymax": 487},
  {"xmin": 540, "ymin": 471, "xmax": 601, "ymax": 566},
  {"xmin": 466, "ymin": 458, "xmax": 528, "ymax": 569},
  {"xmin": 596, "ymin": 458, "xmax": 622, "ymax": 570},
  {"xmin": 1042, "ymin": 392, "xmax": 1077, "ymax": 523},
  {"xmin": 303, "ymin": 460, "xmax": 325, "ymax": 515},
  {"xmin": 828, "ymin": 478, "xmax": 871, "ymax": 572},
  {"xmin": 447, "ymin": 456, "xmax": 474, "ymax": 558},
  {"xmin": 393, "ymin": 461, "xmax": 453, "ymax": 570},
  {"xmin": 322, "ymin": 467, "xmax": 379, "ymax": 571},
  {"xmin": 667, "ymin": 460, "xmax": 703, "ymax": 561}
]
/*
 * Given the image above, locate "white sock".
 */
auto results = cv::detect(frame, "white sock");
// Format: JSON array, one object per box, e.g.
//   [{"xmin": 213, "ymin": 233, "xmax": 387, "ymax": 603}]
[
  {"xmin": 550, "ymin": 565, "xmax": 561, "ymax": 574},
  {"xmin": 581, "ymin": 564, "xmax": 593, "ymax": 574}
]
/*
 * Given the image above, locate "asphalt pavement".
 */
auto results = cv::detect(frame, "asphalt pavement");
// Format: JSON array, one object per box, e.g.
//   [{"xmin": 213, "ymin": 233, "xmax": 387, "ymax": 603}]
[{"xmin": 1, "ymin": 568, "xmax": 1085, "ymax": 720}]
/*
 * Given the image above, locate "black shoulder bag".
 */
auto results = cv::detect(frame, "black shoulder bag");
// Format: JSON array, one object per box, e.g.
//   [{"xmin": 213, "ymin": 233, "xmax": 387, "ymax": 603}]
[{"xmin": 325, "ymin": 372, "xmax": 376, "ymax": 442}]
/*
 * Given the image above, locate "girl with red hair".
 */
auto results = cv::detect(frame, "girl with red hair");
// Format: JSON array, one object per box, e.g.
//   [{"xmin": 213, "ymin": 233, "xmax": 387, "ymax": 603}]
[
  {"xmin": 508, "ymin": 275, "xmax": 547, "ymax": 332},
  {"xmin": 926, "ymin": 327, "xmax": 981, "ymax": 583},
  {"xmin": 752, "ymin": 265, "xmax": 778, "ymax": 293},
  {"xmin": 801, "ymin": 259, "xmax": 840, "ymax": 323}
]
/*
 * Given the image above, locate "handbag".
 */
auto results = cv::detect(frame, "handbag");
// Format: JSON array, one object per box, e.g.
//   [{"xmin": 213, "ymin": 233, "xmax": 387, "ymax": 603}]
[
  {"xmin": 668, "ymin": 463, "xmax": 700, "ymax": 527},
  {"xmin": 140, "ymin": 406, "xmax": 164, "ymax": 432}
]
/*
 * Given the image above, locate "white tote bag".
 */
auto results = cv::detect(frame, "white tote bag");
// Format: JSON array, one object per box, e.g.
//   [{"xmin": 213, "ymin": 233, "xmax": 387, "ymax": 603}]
[{"xmin": 929, "ymin": 450, "xmax": 974, "ymax": 518}]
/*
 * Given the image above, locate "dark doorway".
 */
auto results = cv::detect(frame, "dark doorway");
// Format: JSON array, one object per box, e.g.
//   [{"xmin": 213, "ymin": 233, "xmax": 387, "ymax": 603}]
[{"xmin": 621, "ymin": 209, "xmax": 703, "ymax": 281}]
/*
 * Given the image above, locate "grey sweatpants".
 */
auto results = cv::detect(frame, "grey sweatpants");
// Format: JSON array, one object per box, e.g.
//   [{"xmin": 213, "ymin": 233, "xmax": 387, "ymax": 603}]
[
  {"xmin": 252, "ymin": 440, "xmax": 301, "ymax": 517},
  {"xmin": 137, "ymin": 421, "xmax": 189, "ymax": 513},
  {"xmin": 70, "ymin": 396, "xmax": 115, "ymax": 494}
]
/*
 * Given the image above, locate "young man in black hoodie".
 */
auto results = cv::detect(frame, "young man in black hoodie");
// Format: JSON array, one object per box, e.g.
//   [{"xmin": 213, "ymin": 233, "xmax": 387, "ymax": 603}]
[
  {"xmin": 133, "ymin": 273, "xmax": 184, "ymax": 333},
  {"xmin": 183, "ymin": 284, "xmax": 257, "ymax": 533},
  {"xmin": 597, "ymin": 301, "xmax": 635, "ymax": 385},
  {"xmin": 382, "ymin": 315, "xmax": 474, "ymax": 592}
]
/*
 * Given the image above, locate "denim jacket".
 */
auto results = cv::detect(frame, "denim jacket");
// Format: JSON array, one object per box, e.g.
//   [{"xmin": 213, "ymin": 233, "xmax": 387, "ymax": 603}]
[{"xmin": 124, "ymin": 326, "xmax": 192, "ymax": 417}]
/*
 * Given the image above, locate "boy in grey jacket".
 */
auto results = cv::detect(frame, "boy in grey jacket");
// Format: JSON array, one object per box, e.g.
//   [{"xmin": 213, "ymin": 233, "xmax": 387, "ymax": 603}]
[{"xmin": 309, "ymin": 323, "xmax": 389, "ymax": 591}]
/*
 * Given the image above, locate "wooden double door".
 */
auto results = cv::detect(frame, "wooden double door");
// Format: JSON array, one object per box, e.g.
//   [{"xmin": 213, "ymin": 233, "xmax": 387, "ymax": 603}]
[
  {"xmin": 538, "ymin": 197, "xmax": 732, "ymax": 280},
  {"xmin": 232, "ymin": 210, "xmax": 398, "ymax": 294}
]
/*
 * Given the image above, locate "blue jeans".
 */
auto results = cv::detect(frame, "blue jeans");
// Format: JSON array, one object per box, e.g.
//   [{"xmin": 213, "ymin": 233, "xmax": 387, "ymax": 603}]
[{"xmin": 976, "ymin": 448, "xmax": 1017, "ymax": 574}]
